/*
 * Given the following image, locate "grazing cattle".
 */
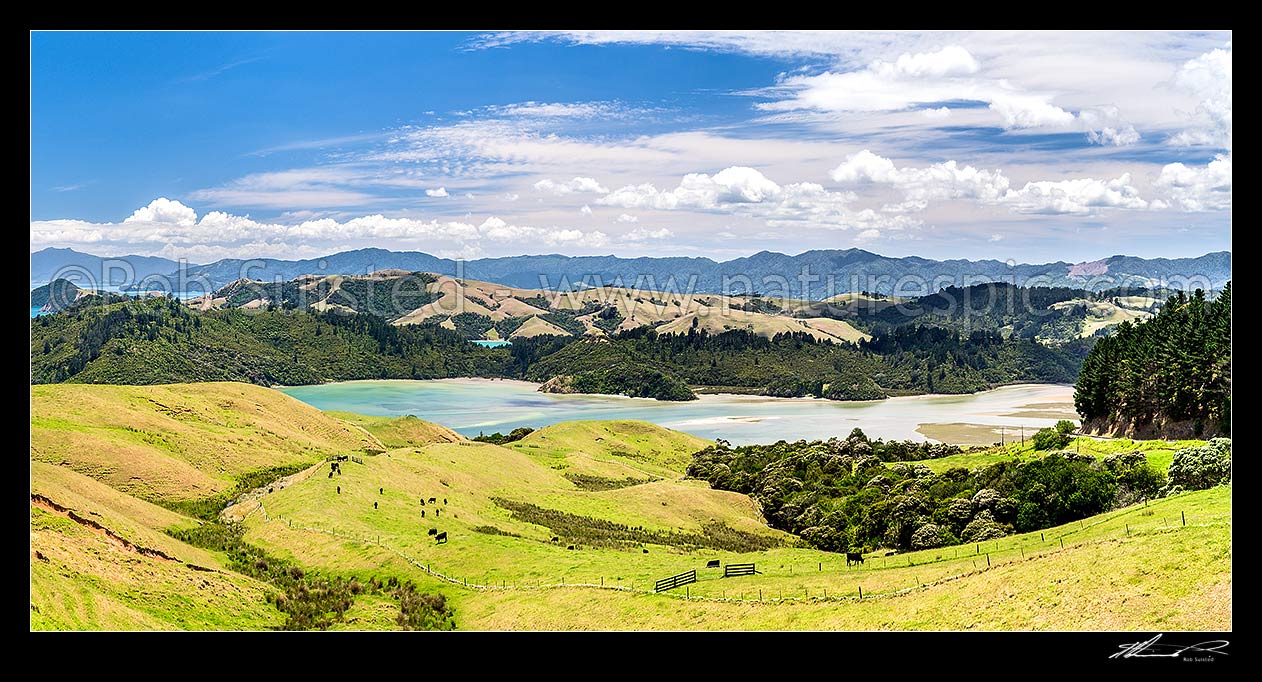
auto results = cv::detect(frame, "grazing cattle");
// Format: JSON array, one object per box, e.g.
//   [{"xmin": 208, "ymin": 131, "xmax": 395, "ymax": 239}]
[
  {"xmin": 428, "ymin": 497, "xmax": 436, "ymax": 504},
  {"xmin": 706, "ymin": 560, "xmax": 721, "ymax": 568},
  {"xmin": 328, "ymin": 471, "xmax": 334, "ymax": 479},
  {"xmin": 550, "ymin": 536, "xmax": 559, "ymax": 543},
  {"xmin": 435, "ymin": 510, "xmax": 440, "ymax": 517},
  {"xmin": 435, "ymin": 532, "xmax": 448, "ymax": 544},
  {"xmin": 428, "ymin": 528, "xmax": 438, "ymax": 536},
  {"xmin": 567, "ymin": 545, "xmax": 575, "ymax": 550},
  {"xmin": 846, "ymin": 552, "xmax": 864, "ymax": 567},
  {"xmin": 379, "ymin": 488, "xmax": 383, "ymax": 495},
  {"xmin": 443, "ymin": 498, "xmax": 447, "ymax": 505},
  {"xmin": 268, "ymin": 487, "xmax": 274, "ymax": 493},
  {"xmin": 884, "ymin": 551, "xmax": 896, "ymax": 557},
  {"xmin": 374, "ymin": 502, "xmax": 378, "ymax": 509},
  {"xmin": 337, "ymin": 486, "xmax": 341, "ymax": 495},
  {"xmin": 419, "ymin": 499, "xmax": 425, "ymax": 506},
  {"xmin": 642, "ymin": 548, "xmax": 649, "ymax": 554},
  {"xmin": 421, "ymin": 510, "xmax": 425, "ymax": 517}
]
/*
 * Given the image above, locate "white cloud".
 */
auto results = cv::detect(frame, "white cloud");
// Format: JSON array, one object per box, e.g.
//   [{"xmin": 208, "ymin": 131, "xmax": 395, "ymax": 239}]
[
  {"xmin": 1004, "ymin": 175, "xmax": 1148, "ymax": 214},
  {"xmin": 756, "ymin": 45, "xmax": 1077, "ymax": 131},
  {"xmin": 831, "ymin": 150, "xmax": 1148, "ymax": 215},
  {"xmin": 30, "ymin": 199, "xmax": 613, "ymax": 259},
  {"xmin": 1167, "ymin": 45, "xmax": 1232, "ymax": 149},
  {"xmin": 599, "ymin": 165, "xmax": 915, "ymax": 234},
  {"xmin": 502, "ymin": 192, "xmax": 520, "ymax": 201},
  {"xmin": 533, "ymin": 176, "xmax": 611, "ymax": 195},
  {"xmin": 484, "ymin": 101, "xmax": 634, "ymax": 120},
  {"xmin": 1155, "ymin": 154, "xmax": 1232, "ymax": 211},
  {"xmin": 616, "ymin": 213, "xmax": 638, "ymax": 223},
  {"xmin": 989, "ymin": 234, "xmax": 1003, "ymax": 242},
  {"xmin": 580, "ymin": 205, "xmax": 592, "ymax": 215},
  {"xmin": 831, "ymin": 150, "xmax": 1010, "ymax": 203},
  {"xmin": 426, "ymin": 187, "xmax": 450, "ymax": 197},
  {"xmin": 921, "ymin": 107, "xmax": 951, "ymax": 119},
  {"xmin": 875, "ymin": 45, "xmax": 979, "ymax": 78},
  {"xmin": 623, "ymin": 227, "xmax": 674, "ymax": 241},
  {"xmin": 986, "ymin": 94, "xmax": 1075, "ymax": 128},
  {"xmin": 125, "ymin": 198, "xmax": 197, "ymax": 226},
  {"xmin": 1080, "ymin": 106, "xmax": 1140, "ymax": 146},
  {"xmin": 854, "ymin": 228, "xmax": 881, "ymax": 242}
]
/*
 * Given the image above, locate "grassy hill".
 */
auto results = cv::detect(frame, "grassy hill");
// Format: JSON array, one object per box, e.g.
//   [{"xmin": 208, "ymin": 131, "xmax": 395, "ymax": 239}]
[
  {"xmin": 31, "ymin": 383, "xmax": 1230, "ymax": 630},
  {"xmin": 31, "ymin": 382, "xmax": 379, "ymax": 509}
]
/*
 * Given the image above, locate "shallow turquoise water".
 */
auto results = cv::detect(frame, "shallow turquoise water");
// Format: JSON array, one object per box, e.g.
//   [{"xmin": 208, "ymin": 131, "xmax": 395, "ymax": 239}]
[
  {"xmin": 279, "ymin": 379, "xmax": 1074, "ymax": 445},
  {"xmin": 470, "ymin": 340, "xmax": 511, "ymax": 348}
]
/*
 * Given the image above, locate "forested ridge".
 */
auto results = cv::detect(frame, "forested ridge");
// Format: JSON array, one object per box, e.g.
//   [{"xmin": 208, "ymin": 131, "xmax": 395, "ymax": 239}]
[
  {"xmin": 1074, "ymin": 284, "xmax": 1230, "ymax": 438},
  {"xmin": 32, "ymin": 295, "xmax": 1087, "ymax": 401}
]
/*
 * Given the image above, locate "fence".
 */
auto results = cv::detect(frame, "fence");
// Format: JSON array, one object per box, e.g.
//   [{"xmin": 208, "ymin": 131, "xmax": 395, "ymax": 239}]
[
  {"xmin": 723, "ymin": 563, "xmax": 759, "ymax": 578},
  {"xmin": 247, "ymin": 497, "xmax": 1217, "ymax": 606},
  {"xmin": 655, "ymin": 569, "xmax": 697, "ymax": 592}
]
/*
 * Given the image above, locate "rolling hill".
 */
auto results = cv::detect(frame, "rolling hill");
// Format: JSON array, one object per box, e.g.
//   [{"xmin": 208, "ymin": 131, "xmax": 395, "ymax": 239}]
[{"xmin": 30, "ymin": 382, "xmax": 1231, "ymax": 630}]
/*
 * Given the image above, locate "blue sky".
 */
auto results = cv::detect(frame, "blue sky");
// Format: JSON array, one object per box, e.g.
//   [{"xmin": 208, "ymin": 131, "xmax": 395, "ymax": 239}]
[{"xmin": 31, "ymin": 30, "xmax": 1231, "ymax": 264}]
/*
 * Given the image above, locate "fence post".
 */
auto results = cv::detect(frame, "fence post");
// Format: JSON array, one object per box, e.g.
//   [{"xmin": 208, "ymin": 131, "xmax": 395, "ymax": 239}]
[
  {"xmin": 1126, "ymin": 524, "xmax": 1130, "ymax": 536},
  {"xmin": 1041, "ymin": 532, "xmax": 1044, "ymax": 542},
  {"xmin": 858, "ymin": 586, "xmax": 862, "ymax": 599},
  {"xmin": 601, "ymin": 577, "xmax": 604, "ymax": 586},
  {"xmin": 819, "ymin": 562, "xmax": 822, "ymax": 572},
  {"xmin": 759, "ymin": 589, "xmax": 762, "ymax": 601},
  {"xmin": 986, "ymin": 554, "xmax": 991, "ymax": 567},
  {"xmin": 1060, "ymin": 538, "xmax": 1064, "ymax": 549},
  {"xmin": 1182, "ymin": 511, "xmax": 1186, "ymax": 526}
]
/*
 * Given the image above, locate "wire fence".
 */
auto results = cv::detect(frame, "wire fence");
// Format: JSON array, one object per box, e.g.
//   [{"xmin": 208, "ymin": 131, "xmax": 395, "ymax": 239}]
[{"xmin": 250, "ymin": 497, "xmax": 1221, "ymax": 606}]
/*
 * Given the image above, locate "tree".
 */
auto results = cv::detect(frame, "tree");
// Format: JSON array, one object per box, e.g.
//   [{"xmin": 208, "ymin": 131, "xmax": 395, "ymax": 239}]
[{"xmin": 1032, "ymin": 427, "xmax": 1070, "ymax": 451}]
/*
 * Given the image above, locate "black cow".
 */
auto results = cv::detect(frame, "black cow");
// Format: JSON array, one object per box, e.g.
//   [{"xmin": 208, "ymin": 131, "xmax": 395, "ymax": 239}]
[
  {"xmin": 328, "ymin": 471, "xmax": 334, "ymax": 479},
  {"xmin": 337, "ymin": 486, "xmax": 341, "ymax": 495},
  {"xmin": 379, "ymin": 488, "xmax": 383, "ymax": 495},
  {"xmin": 428, "ymin": 528, "xmax": 437, "ymax": 535},
  {"xmin": 550, "ymin": 536, "xmax": 559, "ymax": 543},
  {"xmin": 846, "ymin": 552, "xmax": 864, "ymax": 566},
  {"xmin": 443, "ymin": 498, "xmax": 447, "ymax": 505},
  {"xmin": 567, "ymin": 545, "xmax": 575, "ymax": 550},
  {"xmin": 428, "ymin": 497, "xmax": 436, "ymax": 503},
  {"xmin": 421, "ymin": 510, "xmax": 425, "ymax": 517},
  {"xmin": 268, "ymin": 487, "xmax": 274, "ymax": 493},
  {"xmin": 706, "ymin": 559, "xmax": 721, "ymax": 568},
  {"xmin": 435, "ymin": 532, "xmax": 448, "ymax": 544},
  {"xmin": 419, "ymin": 499, "xmax": 425, "ymax": 506},
  {"xmin": 374, "ymin": 501, "xmax": 378, "ymax": 509}
]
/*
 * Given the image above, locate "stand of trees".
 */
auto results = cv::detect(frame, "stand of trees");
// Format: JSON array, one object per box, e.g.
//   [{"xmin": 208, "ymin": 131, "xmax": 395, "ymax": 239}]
[
  {"xmin": 1074, "ymin": 284, "xmax": 1230, "ymax": 438},
  {"xmin": 687, "ymin": 431, "xmax": 1167, "ymax": 553}
]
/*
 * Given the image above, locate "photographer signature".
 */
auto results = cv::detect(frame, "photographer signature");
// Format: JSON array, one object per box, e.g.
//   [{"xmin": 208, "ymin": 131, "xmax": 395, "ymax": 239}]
[{"xmin": 1111, "ymin": 634, "xmax": 1230, "ymax": 660}]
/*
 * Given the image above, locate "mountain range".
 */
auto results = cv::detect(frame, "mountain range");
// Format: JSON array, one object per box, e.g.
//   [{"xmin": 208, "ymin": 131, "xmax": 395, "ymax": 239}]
[{"xmin": 30, "ymin": 247, "xmax": 1231, "ymax": 299}]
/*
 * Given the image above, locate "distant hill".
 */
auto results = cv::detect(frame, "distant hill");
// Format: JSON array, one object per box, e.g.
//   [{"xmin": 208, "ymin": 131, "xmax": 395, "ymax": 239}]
[
  {"xmin": 30, "ymin": 278, "xmax": 128, "ymax": 313},
  {"xmin": 31, "ymin": 247, "xmax": 189, "ymax": 289},
  {"xmin": 34, "ymin": 246, "xmax": 1231, "ymax": 298}
]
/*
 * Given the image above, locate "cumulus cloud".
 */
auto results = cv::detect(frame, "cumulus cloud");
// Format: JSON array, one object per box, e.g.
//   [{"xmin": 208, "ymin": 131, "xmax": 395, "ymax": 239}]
[
  {"xmin": 1079, "ymin": 106, "xmax": 1140, "ymax": 146},
  {"xmin": 125, "ymin": 198, "xmax": 197, "ymax": 226},
  {"xmin": 425, "ymin": 187, "xmax": 450, "ymax": 197},
  {"xmin": 30, "ymin": 198, "xmax": 613, "ymax": 259},
  {"xmin": 831, "ymin": 150, "xmax": 1010, "ymax": 203},
  {"xmin": 1168, "ymin": 45, "xmax": 1232, "ymax": 149},
  {"xmin": 617, "ymin": 213, "xmax": 638, "ymax": 223},
  {"xmin": 533, "ymin": 176, "xmax": 610, "ymax": 195},
  {"xmin": 1154, "ymin": 154, "xmax": 1232, "ymax": 211},
  {"xmin": 599, "ymin": 165, "xmax": 915, "ymax": 234},
  {"xmin": 830, "ymin": 150, "xmax": 1148, "ymax": 215},
  {"xmin": 1004, "ymin": 175, "xmax": 1148, "ymax": 214},
  {"xmin": 989, "ymin": 234, "xmax": 1003, "ymax": 242},
  {"xmin": 756, "ymin": 45, "xmax": 1077, "ymax": 131},
  {"xmin": 580, "ymin": 204, "xmax": 593, "ymax": 215}
]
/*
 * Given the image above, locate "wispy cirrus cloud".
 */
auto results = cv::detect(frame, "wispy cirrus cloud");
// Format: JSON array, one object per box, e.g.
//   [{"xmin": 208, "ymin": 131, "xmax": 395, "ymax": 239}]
[{"xmin": 174, "ymin": 56, "xmax": 264, "ymax": 83}]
